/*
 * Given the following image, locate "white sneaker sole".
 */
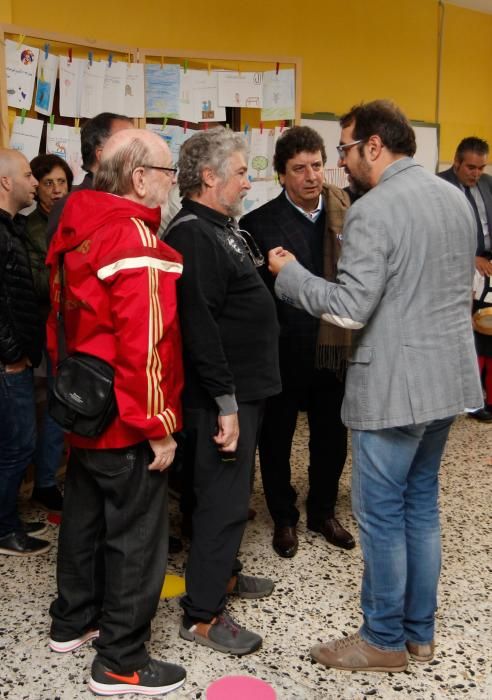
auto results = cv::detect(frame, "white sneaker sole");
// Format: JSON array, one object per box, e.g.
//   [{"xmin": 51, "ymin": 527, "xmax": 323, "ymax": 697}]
[
  {"xmin": 88, "ymin": 677, "xmax": 185, "ymax": 696},
  {"xmin": 49, "ymin": 629, "xmax": 99, "ymax": 653}
]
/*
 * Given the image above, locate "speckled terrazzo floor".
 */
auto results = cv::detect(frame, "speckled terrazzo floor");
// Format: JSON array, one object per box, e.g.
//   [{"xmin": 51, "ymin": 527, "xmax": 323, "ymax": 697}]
[{"xmin": 1, "ymin": 414, "xmax": 490, "ymax": 700}]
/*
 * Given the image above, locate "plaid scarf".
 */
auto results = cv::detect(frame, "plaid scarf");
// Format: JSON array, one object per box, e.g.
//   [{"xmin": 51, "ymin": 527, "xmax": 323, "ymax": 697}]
[{"xmin": 315, "ymin": 184, "xmax": 353, "ymax": 372}]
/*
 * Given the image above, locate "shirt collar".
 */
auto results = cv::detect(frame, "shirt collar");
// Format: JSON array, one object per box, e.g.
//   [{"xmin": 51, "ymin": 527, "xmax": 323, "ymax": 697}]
[{"xmin": 284, "ymin": 190, "xmax": 324, "ymax": 222}]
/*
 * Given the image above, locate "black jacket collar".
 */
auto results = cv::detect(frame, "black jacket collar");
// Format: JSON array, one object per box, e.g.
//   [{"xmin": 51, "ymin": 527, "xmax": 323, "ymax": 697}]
[{"xmin": 182, "ymin": 197, "xmax": 233, "ymax": 229}]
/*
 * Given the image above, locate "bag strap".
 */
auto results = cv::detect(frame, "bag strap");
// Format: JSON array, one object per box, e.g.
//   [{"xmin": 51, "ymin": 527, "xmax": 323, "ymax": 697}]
[
  {"xmin": 56, "ymin": 253, "xmax": 68, "ymax": 362},
  {"xmin": 164, "ymin": 213, "xmax": 198, "ymax": 237}
]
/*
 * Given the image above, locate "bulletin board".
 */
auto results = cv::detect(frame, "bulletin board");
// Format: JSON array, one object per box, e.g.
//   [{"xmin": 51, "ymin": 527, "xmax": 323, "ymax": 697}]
[{"xmin": 0, "ymin": 23, "xmax": 302, "ymax": 151}]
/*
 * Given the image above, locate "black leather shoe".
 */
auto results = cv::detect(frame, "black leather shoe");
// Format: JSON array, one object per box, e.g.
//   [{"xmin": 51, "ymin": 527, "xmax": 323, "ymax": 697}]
[
  {"xmin": 272, "ymin": 525, "xmax": 298, "ymax": 558},
  {"xmin": 468, "ymin": 408, "xmax": 492, "ymax": 423},
  {"xmin": 307, "ymin": 517, "xmax": 356, "ymax": 550},
  {"xmin": 0, "ymin": 530, "xmax": 51, "ymax": 556}
]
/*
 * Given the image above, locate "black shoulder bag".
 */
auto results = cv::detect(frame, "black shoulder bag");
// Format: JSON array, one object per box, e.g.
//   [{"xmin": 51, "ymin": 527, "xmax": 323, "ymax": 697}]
[{"xmin": 48, "ymin": 253, "xmax": 117, "ymax": 437}]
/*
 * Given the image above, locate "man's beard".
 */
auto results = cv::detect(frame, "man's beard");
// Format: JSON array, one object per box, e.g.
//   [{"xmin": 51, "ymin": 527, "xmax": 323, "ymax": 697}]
[
  {"xmin": 347, "ymin": 155, "xmax": 372, "ymax": 194},
  {"xmin": 218, "ymin": 190, "xmax": 248, "ymax": 218}
]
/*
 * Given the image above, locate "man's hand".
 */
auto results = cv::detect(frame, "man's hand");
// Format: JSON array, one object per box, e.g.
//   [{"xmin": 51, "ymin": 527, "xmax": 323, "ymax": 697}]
[
  {"xmin": 475, "ymin": 255, "xmax": 492, "ymax": 277},
  {"xmin": 5, "ymin": 356, "xmax": 31, "ymax": 374},
  {"xmin": 213, "ymin": 413, "xmax": 239, "ymax": 452},
  {"xmin": 148, "ymin": 434, "xmax": 177, "ymax": 471},
  {"xmin": 268, "ymin": 246, "xmax": 297, "ymax": 276}
]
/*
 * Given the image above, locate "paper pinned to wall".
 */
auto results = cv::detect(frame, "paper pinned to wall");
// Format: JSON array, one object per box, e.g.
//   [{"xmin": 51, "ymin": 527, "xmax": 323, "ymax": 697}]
[
  {"xmin": 9, "ymin": 116, "xmax": 43, "ymax": 162},
  {"xmin": 178, "ymin": 69, "xmax": 227, "ymax": 123},
  {"xmin": 247, "ymin": 128, "xmax": 273, "ymax": 179},
  {"xmin": 5, "ymin": 39, "xmax": 39, "ymax": 110},
  {"xmin": 59, "ymin": 56, "xmax": 84, "ymax": 117},
  {"xmin": 191, "ymin": 71, "xmax": 226, "ymax": 123},
  {"xmin": 247, "ymin": 126, "xmax": 289, "ymax": 179},
  {"xmin": 35, "ymin": 51, "xmax": 59, "ymax": 116},
  {"xmin": 124, "ymin": 63, "xmax": 145, "ymax": 117},
  {"xmin": 145, "ymin": 123, "xmax": 196, "ymax": 164},
  {"xmin": 218, "ymin": 71, "xmax": 263, "ymax": 108},
  {"xmin": 46, "ymin": 124, "xmax": 84, "ymax": 185},
  {"xmin": 80, "ymin": 59, "xmax": 106, "ymax": 118},
  {"xmin": 261, "ymin": 69, "xmax": 295, "ymax": 121},
  {"xmin": 243, "ymin": 179, "xmax": 282, "ymax": 214},
  {"xmin": 145, "ymin": 64, "xmax": 180, "ymax": 118},
  {"xmin": 102, "ymin": 60, "xmax": 127, "ymax": 114},
  {"xmin": 178, "ymin": 69, "xmax": 196, "ymax": 122}
]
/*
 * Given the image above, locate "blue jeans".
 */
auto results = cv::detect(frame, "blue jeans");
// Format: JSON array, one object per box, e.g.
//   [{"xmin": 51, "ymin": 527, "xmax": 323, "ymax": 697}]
[
  {"xmin": 0, "ymin": 367, "xmax": 37, "ymax": 536},
  {"xmin": 351, "ymin": 417, "xmax": 454, "ymax": 651},
  {"xmin": 33, "ymin": 355, "xmax": 65, "ymax": 489}
]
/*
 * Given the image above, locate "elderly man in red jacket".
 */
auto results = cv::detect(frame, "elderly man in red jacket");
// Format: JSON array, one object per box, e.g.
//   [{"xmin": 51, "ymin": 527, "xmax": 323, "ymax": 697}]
[{"xmin": 46, "ymin": 129, "xmax": 186, "ymax": 697}]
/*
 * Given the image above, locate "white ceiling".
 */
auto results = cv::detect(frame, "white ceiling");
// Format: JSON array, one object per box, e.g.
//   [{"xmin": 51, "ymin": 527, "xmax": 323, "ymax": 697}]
[{"xmin": 445, "ymin": 0, "xmax": 492, "ymax": 14}]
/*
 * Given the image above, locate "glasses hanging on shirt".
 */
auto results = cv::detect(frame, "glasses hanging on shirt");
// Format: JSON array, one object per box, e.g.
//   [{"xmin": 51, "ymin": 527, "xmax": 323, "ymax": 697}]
[{"xmin": 225, "ymin": 224, "xmax": 265, "ymax": 268}]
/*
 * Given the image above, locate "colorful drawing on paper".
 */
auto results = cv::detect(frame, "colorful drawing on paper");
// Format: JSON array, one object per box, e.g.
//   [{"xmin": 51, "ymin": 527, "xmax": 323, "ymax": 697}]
[
  {"xmin": 5, "ymin": 39, "xmax": 39, "ymax": 110},
  {"xmin": 145, "ymin": 64, "xmax": 180, "ymax": 118}
]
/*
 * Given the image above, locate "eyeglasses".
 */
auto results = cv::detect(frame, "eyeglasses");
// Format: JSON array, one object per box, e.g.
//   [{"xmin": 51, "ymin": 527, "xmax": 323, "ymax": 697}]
[
  {"xmin": 225, "ymin": 225, "xmax": 265, "ymax": 268},
  {"xmin": 336, "ymin": 140, "xmax": 364, "ymax": 159},
  {"xmin": 141, "ymin": 164, "xmax": 178, "ymax": 175}
]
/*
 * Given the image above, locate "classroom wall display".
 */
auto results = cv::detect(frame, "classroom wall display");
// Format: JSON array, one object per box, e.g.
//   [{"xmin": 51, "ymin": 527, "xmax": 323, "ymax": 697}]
[
  {"xmin": 1, "ymin": 24, "xmax": 301, "ymax": 217},
  {"xmin": 1, "ymin": 24, "xmax": 301, "ymax": 148}
]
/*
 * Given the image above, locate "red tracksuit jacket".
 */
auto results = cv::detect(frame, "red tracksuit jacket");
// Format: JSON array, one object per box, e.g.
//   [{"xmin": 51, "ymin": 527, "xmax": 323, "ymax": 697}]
[{"xmin": 46, "ymin": 189, "xmax": 183, "ymax": 449}]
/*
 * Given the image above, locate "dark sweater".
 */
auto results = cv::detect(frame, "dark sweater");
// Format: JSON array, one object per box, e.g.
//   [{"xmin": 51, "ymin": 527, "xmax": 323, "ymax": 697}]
[
  {"xmin": 166, "ymin": 198, "xmax": 281, "ymax": 408},
  {"xmin": 241, "ymin": 194, "xmax": 326, "ymax": 379},
  {"xmin": 0, "ymin": 209, "xmax": 44, "ymax": 366}
]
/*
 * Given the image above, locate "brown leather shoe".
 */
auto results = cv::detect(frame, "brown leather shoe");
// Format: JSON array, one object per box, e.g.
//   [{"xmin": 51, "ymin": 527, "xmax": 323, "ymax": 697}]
[
  {"xmin": 406, "ymin": 640, "xmax": 435, "ymax": 662},
  {"xmin": 307, "ymin": 517, "xmax": 355, "ymax": 550},
  {"xmin": 272, "ymin": 525, "xmax": 298, "ymax": 558},
  {"xmin": 311, "ymin": 632, "xmax": 408, "ymax": 672}
]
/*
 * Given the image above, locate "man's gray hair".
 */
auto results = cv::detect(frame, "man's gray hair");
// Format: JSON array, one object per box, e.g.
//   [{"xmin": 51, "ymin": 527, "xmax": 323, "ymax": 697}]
[
  {"xmin": 178, "ymin": 127, "xmax": 247, "ymax": 198},
  {"xmin": 94, "ymin": 137, "xmax": 152, "ymax": 195}
]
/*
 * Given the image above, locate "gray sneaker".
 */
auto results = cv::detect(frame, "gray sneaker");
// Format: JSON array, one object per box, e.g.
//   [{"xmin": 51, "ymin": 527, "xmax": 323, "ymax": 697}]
[
  {"xmin": 179, "ymin": 611, "xmax": 262, "ymax": 655},
  {"xmin": 228, "ymin": 573, "xmax": 274, "ymax": 599}
]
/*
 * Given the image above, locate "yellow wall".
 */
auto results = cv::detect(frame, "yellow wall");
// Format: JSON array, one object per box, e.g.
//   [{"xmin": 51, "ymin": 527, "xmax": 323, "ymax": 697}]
[
  {"xmin": 440, "ymin": 3, "xmax": 492, "ymax": 158},
  {"xmin": 7, "ymin": 0, "xmax": 492, "ymax": 161},
  {"xmin": 0, "ymin": 0, "xmax": 12, "ymax": 23}
]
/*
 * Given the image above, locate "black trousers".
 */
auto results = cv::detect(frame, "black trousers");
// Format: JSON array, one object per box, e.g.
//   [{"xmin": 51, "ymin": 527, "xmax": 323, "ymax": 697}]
[
  {"xmin": 259, "ymin": 368, "xmax": 347, "ymax": 527},
  {"xmin": 49, "ymin": 443, "xmax": 169, "ymax": 673},
  {"xmin": 180, "ymin": 400, "xmax": 263, "ymax": 622}
]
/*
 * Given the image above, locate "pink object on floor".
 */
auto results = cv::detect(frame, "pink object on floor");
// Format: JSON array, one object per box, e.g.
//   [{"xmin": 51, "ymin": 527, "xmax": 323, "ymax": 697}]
[{"xmin": 206, "ymin": 675, "xmax": 276, "ymax": 699}]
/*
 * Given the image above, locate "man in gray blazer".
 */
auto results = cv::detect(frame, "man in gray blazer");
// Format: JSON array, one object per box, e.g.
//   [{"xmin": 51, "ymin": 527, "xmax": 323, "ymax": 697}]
[
  {"xmin": 269, "ymin": 100, "xmax": 483, "ymax": 673},
  {"xmin": 439, "ymin": 137, "xmax": 492, "ymax": 421}
]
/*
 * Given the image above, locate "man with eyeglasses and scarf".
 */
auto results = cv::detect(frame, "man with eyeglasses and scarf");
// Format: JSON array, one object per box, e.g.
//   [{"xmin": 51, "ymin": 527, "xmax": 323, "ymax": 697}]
[{"xmin": 165, "ymin": 127, "xmax": 281, "ymax": 656}]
